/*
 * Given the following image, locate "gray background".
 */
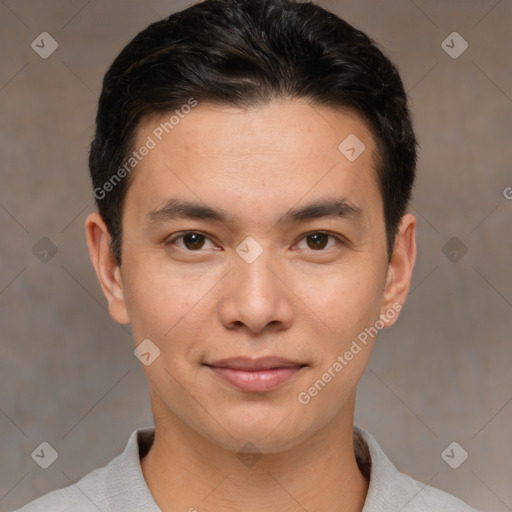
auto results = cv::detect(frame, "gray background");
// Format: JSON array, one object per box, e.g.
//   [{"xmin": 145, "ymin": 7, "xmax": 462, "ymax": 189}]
[{"xmin": 1, "ymin": 0, "xmax": 511, "ymax": 510}]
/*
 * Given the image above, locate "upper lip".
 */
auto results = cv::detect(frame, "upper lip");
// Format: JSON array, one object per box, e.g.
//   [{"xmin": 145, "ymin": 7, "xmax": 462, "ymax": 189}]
[{"xmin": 206, "ymin": 356, "xmax": 305, "ymax": 371}]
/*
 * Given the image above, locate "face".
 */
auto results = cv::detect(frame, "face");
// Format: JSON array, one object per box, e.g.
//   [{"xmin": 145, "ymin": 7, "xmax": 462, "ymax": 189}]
[{"xmin": 86, "ymin": 99, "xmax": 415, "ymax": 454}]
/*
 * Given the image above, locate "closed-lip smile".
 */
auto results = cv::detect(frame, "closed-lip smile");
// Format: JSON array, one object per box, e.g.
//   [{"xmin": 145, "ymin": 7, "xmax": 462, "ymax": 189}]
[{"xmin": 205, "ymin": 356, "xmax": 307, "ymax": 392}]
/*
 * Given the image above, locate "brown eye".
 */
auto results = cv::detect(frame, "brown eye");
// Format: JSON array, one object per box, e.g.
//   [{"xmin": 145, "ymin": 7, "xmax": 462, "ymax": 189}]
[
  {"xmin": 166, "ymin": 232, "xmax": 215, "ymax": 251},
  {"xmin": 306, "ymin": 233, "xmax": 329, "ymax": 250},
  {"xmin": 295, "ymin": 232, "xmax": 341, "ymax": 252},
  {"xmin": 182, "ymin": 233, "xmax": 206, "ymax": 250}
]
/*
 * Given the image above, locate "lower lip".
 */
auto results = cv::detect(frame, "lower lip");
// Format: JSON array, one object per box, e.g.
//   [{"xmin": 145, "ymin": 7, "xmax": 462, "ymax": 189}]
[{"xmin": 207, "ymin": 366, "xmax": 304, "ymax": 392}]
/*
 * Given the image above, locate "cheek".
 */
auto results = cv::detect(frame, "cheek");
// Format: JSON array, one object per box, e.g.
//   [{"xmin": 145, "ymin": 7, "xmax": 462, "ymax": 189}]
[
  {"xmin": 122, "ymin": 255, "xmax": 216, "ymax": 342},
  {"xmin": 292, "ymin": 265, "xmax": 383, "ymax": 417},
  {"xmin": 294, "ymin": 260, "xmax": 385, "ymax": 347}
]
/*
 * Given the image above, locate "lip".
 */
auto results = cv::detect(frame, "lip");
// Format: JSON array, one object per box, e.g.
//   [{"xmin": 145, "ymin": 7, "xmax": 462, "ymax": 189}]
[{"xmin": 205, "ymin": 357, "xmax": 306, "ymax": 393}]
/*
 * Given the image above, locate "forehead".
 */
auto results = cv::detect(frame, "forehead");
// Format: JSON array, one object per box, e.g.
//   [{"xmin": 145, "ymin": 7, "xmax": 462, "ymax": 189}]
[
  {"xmin": 124, "ymin": 99, "xmax": 382, "ymax": 226},
  {"xmin": 135, "ymin": 99, "xmax": 375, "ymax": 163}
]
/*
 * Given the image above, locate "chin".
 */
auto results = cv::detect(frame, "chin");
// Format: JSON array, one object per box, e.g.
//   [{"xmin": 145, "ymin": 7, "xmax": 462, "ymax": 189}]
[{"xmin": 202, "ymin": 407, "xmax": 314, "ymax": 454}]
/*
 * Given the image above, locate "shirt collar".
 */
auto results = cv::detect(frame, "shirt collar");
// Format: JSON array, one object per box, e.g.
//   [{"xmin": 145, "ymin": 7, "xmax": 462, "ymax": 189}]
[{"xmin": 106, "ymin": 425, "xmax": 420, "ymax": 512}]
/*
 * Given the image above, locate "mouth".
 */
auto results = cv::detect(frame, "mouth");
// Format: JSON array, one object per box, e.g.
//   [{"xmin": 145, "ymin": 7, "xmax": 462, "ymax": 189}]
[{"xmin": 204, "ymin": 357, "xmax": 307, "ymax": 393}]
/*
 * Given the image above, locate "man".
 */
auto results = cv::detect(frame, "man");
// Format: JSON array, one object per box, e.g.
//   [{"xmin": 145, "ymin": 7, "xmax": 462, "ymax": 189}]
[{"xmin": 14, "ymin": 0, "xmax": 478, "ymax": 510}]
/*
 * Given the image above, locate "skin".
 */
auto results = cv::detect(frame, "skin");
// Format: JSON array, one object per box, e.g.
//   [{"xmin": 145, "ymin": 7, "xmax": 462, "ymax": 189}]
[{"xmin": 85, "ymin": 99, "xmax": 416, "ymax": 512}]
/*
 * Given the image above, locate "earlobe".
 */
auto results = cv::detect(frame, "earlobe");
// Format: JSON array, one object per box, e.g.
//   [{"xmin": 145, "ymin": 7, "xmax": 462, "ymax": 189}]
[
  {"xmin": 380, "ymin": 213, "xmax": 417, "ymax": 328},
  {"xmin": 85, "ymin": 212, "xmax": 130, "ymax": 325}
]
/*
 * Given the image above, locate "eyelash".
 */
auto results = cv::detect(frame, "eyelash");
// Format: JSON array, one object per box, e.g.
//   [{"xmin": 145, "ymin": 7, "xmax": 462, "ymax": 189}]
[{"xmin": 164, "ymin": 231, "xmax": 345, "ymax": 252}]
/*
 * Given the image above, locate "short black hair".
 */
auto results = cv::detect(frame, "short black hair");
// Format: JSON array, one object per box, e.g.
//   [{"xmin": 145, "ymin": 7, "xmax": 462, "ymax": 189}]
[{"xmin": 89, "ymin": 0, "xmax": 417, "ymax": 266}]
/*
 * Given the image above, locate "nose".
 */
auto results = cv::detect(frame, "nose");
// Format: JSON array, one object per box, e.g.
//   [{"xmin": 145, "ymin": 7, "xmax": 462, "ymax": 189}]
[{"xmin": 218, "ymin": 242, "xmax": 294, "ymax": 334}]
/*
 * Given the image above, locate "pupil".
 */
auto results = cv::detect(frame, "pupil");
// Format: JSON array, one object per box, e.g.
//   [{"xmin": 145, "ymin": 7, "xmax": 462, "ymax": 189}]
[
  {"xmin": 184, "ymin": 233, "xmax": 204, "ymax": 250},
  {"xmin": 308, "ymin": 233, "xmax": 327, "ymax": 250}
]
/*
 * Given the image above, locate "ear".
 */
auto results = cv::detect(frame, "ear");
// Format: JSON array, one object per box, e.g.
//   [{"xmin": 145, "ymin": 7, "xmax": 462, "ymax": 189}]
[
  {"xmin": 379, "ymin": 213, "xmax": 417, "ymax": 328},
  {"xmin": 85, "ymin": 212, "xmax": 130, "ymax": 325}
]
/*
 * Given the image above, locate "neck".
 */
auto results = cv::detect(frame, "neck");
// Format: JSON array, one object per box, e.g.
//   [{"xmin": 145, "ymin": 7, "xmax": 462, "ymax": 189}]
[{"xmin": 141, "ymin": 394, "xmax": 368, "ymax": 512}]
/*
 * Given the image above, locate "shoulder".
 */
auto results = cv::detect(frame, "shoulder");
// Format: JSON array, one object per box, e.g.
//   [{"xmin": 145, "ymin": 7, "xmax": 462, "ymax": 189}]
[
  {"xmin": 11, "ymin": 464, "xmax": 108, "ymax": 512},
  {"xmin": 355, "ymin": 426, "xmax": 479, "ymax": 512},
  {"xmin": 392, "ymin": 471, "xmax": 479, "ymax": 511},
  {"xmin": 11, "ymin": 427, "xmax": 158, "ymax": 512}
]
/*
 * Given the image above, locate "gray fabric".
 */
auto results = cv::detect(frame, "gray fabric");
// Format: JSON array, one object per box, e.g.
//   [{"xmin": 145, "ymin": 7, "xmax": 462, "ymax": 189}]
[
  {"xmin": 354, "ymin": 427, "xmax": 477, "ymax": 511},
  {"xmin": 12, "ymin": 426, "xmax": 478, "ymax": 511}
]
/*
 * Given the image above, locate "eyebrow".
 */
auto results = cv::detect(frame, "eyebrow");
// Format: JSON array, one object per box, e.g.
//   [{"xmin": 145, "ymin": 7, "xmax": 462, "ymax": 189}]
[{"xmin": 144, "ymin": 197, "xmax": 363, "ymax": 228}]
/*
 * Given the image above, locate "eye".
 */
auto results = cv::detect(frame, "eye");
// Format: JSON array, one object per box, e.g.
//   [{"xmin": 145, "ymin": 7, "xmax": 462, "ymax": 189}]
[
  {"xmin": 165, "ymin": 231, "xmax": 216, "ymax": 251},
  {"xmin": 295, "ymin": 232, "xmax": 342, "ymax": 251}
]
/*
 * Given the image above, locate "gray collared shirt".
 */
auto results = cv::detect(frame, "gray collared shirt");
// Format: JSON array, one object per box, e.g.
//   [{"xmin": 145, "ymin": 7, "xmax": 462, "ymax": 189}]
[{"xmin": 13, "ymin": 426, "xmax": 478, "ymax": 511}]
